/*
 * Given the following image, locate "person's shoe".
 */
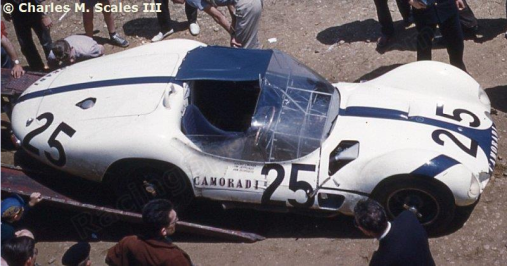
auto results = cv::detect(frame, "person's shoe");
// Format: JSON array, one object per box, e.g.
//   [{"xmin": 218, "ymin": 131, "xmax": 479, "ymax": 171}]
[
  {"xmin": 189, "ymin": 23, "xmax": 200, "ymax": 36},
  {"xmin": 433, "ymin": 35, "xmax": 446, "ymax": 46},
  {"xmin": 151, "ymin": 29, "xmax": 174, "ymax": 42},
  {"xmin": 376, "ymin": 34, "xmax": 392, "ymax": 49},
  {"xmin": 403, "ymin": 16, "xmax": 414, "ymax": 28},
  {"xmin": 110, "ymin": 33, "xmax": 129, "ymax": 47},
  {"xmin": 504, "ymin": 31, "xmax": 507, "ymax": 39}
]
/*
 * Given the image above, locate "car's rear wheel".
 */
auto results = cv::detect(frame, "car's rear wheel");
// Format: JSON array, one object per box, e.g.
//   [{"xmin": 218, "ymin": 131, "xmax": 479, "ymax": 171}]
[
  {"xmin": 371, "ymin": 176, "xmax": 455, "ymax": 235},
  {"xmin": 111, "ymin": 162, "xmax": 194, "ymax": 213}
]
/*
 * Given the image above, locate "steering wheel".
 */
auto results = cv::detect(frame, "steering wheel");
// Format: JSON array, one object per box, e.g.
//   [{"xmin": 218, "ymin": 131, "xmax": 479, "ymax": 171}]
[{"xmin": 254, "ymin": 107, "xmax": 276, "ymax": 147}]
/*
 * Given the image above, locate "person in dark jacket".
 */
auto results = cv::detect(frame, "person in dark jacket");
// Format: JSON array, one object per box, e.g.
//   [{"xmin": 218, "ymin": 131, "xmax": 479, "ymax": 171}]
[
  {"xmin": 106, "ymin": 199, "xmax": 191, "ymax": 266},
  {"xmin": 410, "ymin": 0, "xmax": 467, "ymax": 71},
  {"xmin": 1, "ymin": 0, "xmax": 52, "ymax": 71},
  {"xmin": 1, "ymin": 193, "xmax": 42, "ymax": 242},
  {"xmin": 354, "ymin": 199, "xmax": 435, "ymax": 266}
]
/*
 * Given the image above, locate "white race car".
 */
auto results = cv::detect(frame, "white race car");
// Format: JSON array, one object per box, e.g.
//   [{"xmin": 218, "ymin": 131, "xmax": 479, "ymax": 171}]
[{"xmin": 11, "ymin": 39, "xmax": 497, "ymax": 233}]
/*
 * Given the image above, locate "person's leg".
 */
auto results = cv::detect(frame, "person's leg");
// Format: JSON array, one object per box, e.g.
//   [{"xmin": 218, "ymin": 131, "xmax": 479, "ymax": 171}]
[
  {"xmin": 12, "ymin": 17, "xmax": 45, "ymax": 70},
  {"xmin": 83, "ymin": 11, "xmax": 94, "ymax": 37},
  {"xmin": 395, "ymin": 0, "xmax": 412, "ymax": 26},
  {"xmin": 100, "ymin": 0, "xmax": 116, "ymax": 34},
  {"xmin": 185, "ymin": 2, "xmax": 198, "ymax": 24},
  {"xmin": 98, "ymin": 0, "xmax": 129, "ymax": 47},
  {"xmin": 374, "ymin": 0, "xmax": 395, "ymax": 37},
  {"xmin": 440, "ymin": 14, "xmax": 466, "ymax": 72},
  {"xmin": 185, "ymin": 2, "xmax": 199, "ymax": 35},
  {"xmin": 152, "ymin": 0, "xmax": 173, "ymax": 41},
  {"xmin": 234, "ymin": 0, "xmax": 262, "ymax": 49},
  {"xmin": 155, "ymin": 0, "xmax": 172, "ymax": 33},
  {"xmin": 415, "ymin": 22, "xmax": 436, "ymax": 61},
  {"xmin": 32, "ymin": 14, "xmax": 53, "ymax": 59},
  {"xmin": 81, "ymin": 0, "xmax": 95, "ymax": 37},
  {"xmin": 459, "ymin": 0, "xmax": 478, "ymax": 38}
]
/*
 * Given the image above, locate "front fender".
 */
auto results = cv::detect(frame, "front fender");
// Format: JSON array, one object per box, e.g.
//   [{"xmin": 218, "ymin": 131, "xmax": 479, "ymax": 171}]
[
  {"xmin": 358, "ymin": 149, "xmax": 444, "ymax": 193},
  {"xmin": 357, "ymin": 149, "xmax": 478, "ymax": 206}
]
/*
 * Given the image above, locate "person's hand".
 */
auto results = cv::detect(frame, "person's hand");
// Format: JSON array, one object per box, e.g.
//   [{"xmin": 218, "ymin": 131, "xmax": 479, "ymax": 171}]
[
  {"xmin": 230, "ymin": 36, "xmax": 242, "ymax": 48},
  {"xmin": 11, "ymin": 64, "xmax": 25, "ymax": 79},
  {"xmin": 456, "ymin": 0, "xmax": 466, "ymax": 10},
  {"xmin": 28, "ymin": 192, "xmax": 42, "ymax": 207},
  {"xmin": 41, "ymin": 15, "xmax": 52, "ymax": 29},
  {"xmin": 409, "ymin": 0, "xmax": 426, "ymax": 9},
  {"xmin": 15, "ymin": 229, "xmax": 34, "ymax": 239}
]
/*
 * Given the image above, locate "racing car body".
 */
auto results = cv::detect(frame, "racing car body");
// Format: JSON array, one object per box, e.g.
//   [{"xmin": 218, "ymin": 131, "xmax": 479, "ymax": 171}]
[{"xmin": 11, "ymin": 39, "xmax": 497, "ymax": 233}]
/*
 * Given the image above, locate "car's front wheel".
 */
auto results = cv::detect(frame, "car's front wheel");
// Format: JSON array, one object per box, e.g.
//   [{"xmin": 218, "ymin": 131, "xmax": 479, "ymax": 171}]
[
  {"xmin": 111, "ymin": 162, "xmax": 194, "ymax": 213},
  {"xmin": 371, "ymin": 176, "xmax": 455, "ymax": 235}
]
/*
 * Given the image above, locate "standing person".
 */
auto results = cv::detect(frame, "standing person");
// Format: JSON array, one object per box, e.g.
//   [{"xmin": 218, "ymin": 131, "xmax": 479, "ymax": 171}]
[
  {"xmin": 80, "ymin": 0, "xmax": 129, "ymax": 47},
  {"xmin": 1, "ymin": 193, "xmax": 42, "ymax": 242},
  {"xmin": 354, "ymin": 199, "xmax": 435, "ymax": 266},
  {"xmin": 152, "ymin": 0, "xmax": 200, "ymax": 42},
  {"xmin": 106, "ymin": 199, "xmax": 192, "ymax": 266},
  {"xmin": 1, "ymin": 0, "xmax": 52, "ymax": 71},
  {"xmin": 181, "ymin": 0, "xmax": 263, "ymax": 49},
  {"xmin": 1, "ymin": 21, "xmax": 25, "ymax": 78},
  {"xmin": 374, "ymin": 0, "xmax": 413, "ymax": 49},
  {"xmin": 410, "ymin": 0, "xmax": 467, "ymax": 71}
]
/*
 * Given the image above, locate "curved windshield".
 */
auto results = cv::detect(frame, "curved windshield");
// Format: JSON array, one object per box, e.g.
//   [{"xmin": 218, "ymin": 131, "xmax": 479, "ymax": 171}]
[{"xmin": 182, "ymin": 50, "xmax": 340, "ymax": 162}]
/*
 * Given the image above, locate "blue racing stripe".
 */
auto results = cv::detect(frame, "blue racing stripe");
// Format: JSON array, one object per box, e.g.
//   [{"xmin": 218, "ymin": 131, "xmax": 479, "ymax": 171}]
[
  {"xmin": 341, "ymin": 107, "xmax": 408, "ymax": 120},
  {"xmin": 340, "ymin": 106, "xmax": 495, "ymax": 171},
  {"xmin": 411, "ymin": 155, "xmax": 460, "ymax": 177},
  {"xmin": 17, "ymin": 76, "xmax": 175, "ymax": 103}
]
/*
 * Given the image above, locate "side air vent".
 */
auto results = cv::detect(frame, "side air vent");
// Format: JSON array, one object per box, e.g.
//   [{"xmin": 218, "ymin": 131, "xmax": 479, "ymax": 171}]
[
  {"xmin": 329, "ymin": 141, "xmax": 359, "ymax": 175},
  {"xmin": 76, "ymin": 98, "xmax": 96, "ymax": 110}
]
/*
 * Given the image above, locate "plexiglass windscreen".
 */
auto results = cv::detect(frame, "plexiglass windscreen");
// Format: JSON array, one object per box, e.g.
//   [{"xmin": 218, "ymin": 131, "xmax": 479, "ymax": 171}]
[{"xmin": 182, "ymin": 50, "xmax": 340, "ymax": 163}]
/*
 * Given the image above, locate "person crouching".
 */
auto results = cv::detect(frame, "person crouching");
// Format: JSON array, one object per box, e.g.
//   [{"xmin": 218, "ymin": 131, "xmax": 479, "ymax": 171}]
[{"xmin": 48, "ymin": 35, "xmax": 104, "ymax": 68}]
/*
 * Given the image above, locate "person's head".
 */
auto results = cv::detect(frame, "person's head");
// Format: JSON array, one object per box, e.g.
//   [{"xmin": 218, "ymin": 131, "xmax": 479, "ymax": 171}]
[
  {"xmin": 142, "ymin": 199, "xmax": 178, "ymax": 238},
  {"xmin": 1, "ymin": 236, "xmax": 37, "ymax": 266},
  {"xmin": 61, "ymin": 242, "xmax": 91, "ymax": 266},
  {"xmin": 353, "ymin": 199, "xmax": 388, "ymax": 238},
  {"xmin": 15, "ymin": 230, "xmax": 34, "ymax": 239},
  {"xmin": 1, "ymin": 194, "xmax": 25, "ymax": 223},
  {"xmin": 51, "ymin": 39, "xmax": 72, "ymax": 63}
]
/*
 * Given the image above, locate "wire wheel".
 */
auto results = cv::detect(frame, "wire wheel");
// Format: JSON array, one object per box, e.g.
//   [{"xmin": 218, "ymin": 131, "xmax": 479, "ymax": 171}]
[
  {"xmin": 386, "ymin": 188, "xmax": 440, "ymax": 225},
  {"xmin": 113, "ymin": 163, "xmax": 194, "ymax": 213},
  {"xmin": 372, "ymin": 177, "xmax": 455, "ymax": 235}
]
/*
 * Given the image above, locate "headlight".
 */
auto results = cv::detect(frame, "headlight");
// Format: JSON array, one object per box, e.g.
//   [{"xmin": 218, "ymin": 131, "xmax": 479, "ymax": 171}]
[
  {"xmin": 468, "ymin": 174, "xmax": 481, "ymax": 198},
  {"xmin": 478, "ymin": 86, "xmax": 491, "ymax": 107}
]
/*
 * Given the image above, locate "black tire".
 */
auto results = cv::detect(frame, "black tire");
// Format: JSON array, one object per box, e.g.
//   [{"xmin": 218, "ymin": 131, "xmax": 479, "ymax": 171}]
[
  {"xmin": 112, "ymin": 162, "xmax": 194, "ymax": 213},
  {"xmin": 371, "ymin": 177, "xmax": 455, "ymax": 235}
]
